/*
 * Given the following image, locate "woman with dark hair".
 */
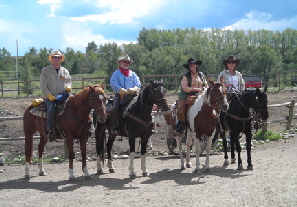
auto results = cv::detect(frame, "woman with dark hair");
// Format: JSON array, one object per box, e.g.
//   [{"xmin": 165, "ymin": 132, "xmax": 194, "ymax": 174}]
[
  {"xmin": 174, "ymin": 58, "xmax": 208, "ymax": 135},
  {"xmin": 218, "ymin": 55, "xmax": 245, "ymax": 99}
]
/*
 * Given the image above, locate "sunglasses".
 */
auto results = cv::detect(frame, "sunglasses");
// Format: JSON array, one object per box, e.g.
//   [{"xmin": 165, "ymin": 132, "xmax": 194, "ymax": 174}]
[
  {"xmin": 122, "ymin": 61, "xmax": 130, "ymax": 64},
  {"xmin": 227, "ymin": 62, "xmax": 236, "ymax": 64},
  {"xmin": 52, "ymin": 56, "xmax": 61, "ymax": 59}
]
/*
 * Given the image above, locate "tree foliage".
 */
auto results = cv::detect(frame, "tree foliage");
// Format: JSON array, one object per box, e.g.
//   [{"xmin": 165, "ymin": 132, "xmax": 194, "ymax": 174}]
[{"xmin": 1, "ymin": 28, "xmax": 296, "ymax": 87}]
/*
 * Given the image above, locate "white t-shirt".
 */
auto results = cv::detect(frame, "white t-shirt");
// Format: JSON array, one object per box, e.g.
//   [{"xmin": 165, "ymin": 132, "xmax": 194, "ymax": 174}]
[{"xmin": 228, "ymin": 75, "xmax": 239, "ymax": 92}]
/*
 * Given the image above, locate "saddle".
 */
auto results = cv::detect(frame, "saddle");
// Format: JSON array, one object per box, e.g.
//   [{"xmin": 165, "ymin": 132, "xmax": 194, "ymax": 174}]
[{"xmin": 29, "ymin": 98, "xmax": 69, "ymax": 139}]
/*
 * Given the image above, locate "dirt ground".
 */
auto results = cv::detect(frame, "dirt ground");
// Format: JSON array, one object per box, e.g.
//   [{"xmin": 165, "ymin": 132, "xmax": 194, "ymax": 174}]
[{"xmin": 0, "ymin": 89, "xmax": 297, "ymax": 206}]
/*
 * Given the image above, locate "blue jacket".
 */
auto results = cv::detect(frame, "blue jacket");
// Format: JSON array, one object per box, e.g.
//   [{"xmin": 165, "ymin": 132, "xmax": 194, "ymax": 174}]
[{"xmin": 110, "ymin": 69, "xmax": 141, "ymax": 93}]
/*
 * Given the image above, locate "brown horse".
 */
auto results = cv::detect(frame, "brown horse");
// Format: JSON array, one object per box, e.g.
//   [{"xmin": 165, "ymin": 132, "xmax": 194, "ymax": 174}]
[{"xmin": 24, "ymin": 84, "xmax": 107, "ymax": 180}]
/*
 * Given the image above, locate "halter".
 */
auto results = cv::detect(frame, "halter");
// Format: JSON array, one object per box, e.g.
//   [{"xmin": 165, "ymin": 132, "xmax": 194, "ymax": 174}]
[{"xmin": 209, "ymin": 84, "xmax": 226, "ymax": 108}]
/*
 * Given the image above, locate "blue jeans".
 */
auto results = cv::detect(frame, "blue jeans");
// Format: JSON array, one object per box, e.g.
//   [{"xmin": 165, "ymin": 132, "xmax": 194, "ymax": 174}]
[{"xmin": 46, "ymin": 100, "xmax": 56, "ymax": 131}]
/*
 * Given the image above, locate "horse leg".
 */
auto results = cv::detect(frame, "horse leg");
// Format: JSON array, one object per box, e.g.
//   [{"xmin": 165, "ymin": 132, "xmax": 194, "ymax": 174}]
[
  {"xmin": 204, "ymin": 135, "xmax": 214, "ymax": 173},
  {"xmin": 147, "ymin": 138, "xmax": 153, "ymax": 150},
  {"xmin": 37, "ymin": 134, "xmax": 47, "ymax": 176},
  {"xmin": 80, "ymin": 137, "xmax": 93, "ymax": 180},
  {"xmin": 175, "ymin": 135, "xmax": 185, "ymax": 170},
  {"xmin": 128, "ymin": 138, "xmax": 136, "ymax": 178},
  {"xmin": 141, "ymin": 137, "xmax": 149, "ymax": 177},
  {"xmin": 230, "ymin": 132, "xmax": 237, "ymax": 164},
  {"xmin": 193, "ymin": 138, "xmax": 202, "ymax": 174},
  {"xmin": 222, "ymin": 131, "xmax": 229, "ymax": 166},
  {"xmin": 66, "ymin": 139, "xmax": 76, "ymax": 181},
  {"xmin": 24, "ymin": 132, "xmax": 34, "ymax": 179},
  {"xmin": 185, "ymin": 132, "xmax": 193, "ymax": 168},
  {"xmin": 95, "ymin": 124, "xmax": 105, "ymax": 175},
  {"xmin": 245, "ymin": 130, "xmax": 253, "ymax": 170},
  {"xmin": 234, "ymin": 134, "xmax": 243, "ymax": 170},
  {"xmin": 106, "ymin": 134, "xmax": 116, "ymax": 173}
]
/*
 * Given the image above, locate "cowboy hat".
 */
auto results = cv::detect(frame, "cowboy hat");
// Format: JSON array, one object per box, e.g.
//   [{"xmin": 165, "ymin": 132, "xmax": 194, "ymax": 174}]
[
  {"xmin": 183, "ymin": 58, "xmax": 202, "ymax": 69},
  {"xmin": 117, "ymin": 54, "xmax": 133, "ymax": 64},
  {"xmin": 48, "ymin": 51, "xmax": 65, "ymax": 62},
  {"xmin": 223, "ymin": 55, "xmax": 240, "ymax": 69}
]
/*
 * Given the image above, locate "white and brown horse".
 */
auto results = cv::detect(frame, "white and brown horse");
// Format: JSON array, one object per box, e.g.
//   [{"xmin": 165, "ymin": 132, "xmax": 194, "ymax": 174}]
[{"xmin": 176, "ymin": 79, "xmax": 228, "ymax": 173}]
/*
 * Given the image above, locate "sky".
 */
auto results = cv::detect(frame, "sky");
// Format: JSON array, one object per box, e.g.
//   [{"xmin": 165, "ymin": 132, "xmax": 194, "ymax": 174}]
[{"xmin": 1, "ymin": 0, "xmax": 297, "ymax": 56}]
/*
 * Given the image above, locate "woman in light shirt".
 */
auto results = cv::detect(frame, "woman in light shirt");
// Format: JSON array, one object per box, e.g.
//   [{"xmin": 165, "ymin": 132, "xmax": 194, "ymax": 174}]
[{"xmin": 218, "ymin": 55, "xmax": 245, "ymax": 100}]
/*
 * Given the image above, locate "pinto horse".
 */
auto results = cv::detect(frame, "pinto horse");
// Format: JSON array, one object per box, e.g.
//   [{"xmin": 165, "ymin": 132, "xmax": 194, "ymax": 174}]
[
  {"xmin": 23, "ymin": 84, "xmax": 107, "ymax": 180},
  {"xmin": 94, "ymin": 80, "xmax": 169, "ymax": 177},
  {"xmin": 218, "ymin": 88, "xmax": 268, "ymax": 170},
  {"xmin": 176, "ymin": 79, "xmax": 229, "ymax": 173}
]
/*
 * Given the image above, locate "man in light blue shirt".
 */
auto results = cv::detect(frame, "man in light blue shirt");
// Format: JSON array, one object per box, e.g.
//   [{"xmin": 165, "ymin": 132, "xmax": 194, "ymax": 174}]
[{"xmin": 109, "ymin": 54, "xmax": 141, "ymax": 135}]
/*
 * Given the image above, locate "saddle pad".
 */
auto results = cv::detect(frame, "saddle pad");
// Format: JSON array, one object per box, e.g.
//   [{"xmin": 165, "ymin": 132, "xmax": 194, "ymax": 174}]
[{"xmin": 30, "ymin": 106, "xmax": 46, "ymax": 118}]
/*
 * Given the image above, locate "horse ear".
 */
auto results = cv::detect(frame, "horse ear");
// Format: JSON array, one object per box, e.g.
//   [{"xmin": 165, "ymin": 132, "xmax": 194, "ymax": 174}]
[
  {"xmin": 150, "ymin": 79, "xmax": 154, "ymax": 84},
  {"xmin": 207, "ymin": 77, "xmax": 214, "ymax": 86},
  {"xmin": 101, "ymin": 82, "xmax": 106, "ymax": 90}
]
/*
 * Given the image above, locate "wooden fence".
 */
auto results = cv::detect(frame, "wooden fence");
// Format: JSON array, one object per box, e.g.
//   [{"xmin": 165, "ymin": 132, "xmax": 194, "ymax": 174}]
[{"xmin": 1, "ymin": 70, "xmax": 297, "ymax": 97}]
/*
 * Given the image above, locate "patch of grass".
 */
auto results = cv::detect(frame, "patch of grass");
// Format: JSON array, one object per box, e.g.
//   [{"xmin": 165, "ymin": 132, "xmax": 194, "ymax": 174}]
[{"xmin": 252, "ymin": 130, "xmax": 282, "ymax": 141}]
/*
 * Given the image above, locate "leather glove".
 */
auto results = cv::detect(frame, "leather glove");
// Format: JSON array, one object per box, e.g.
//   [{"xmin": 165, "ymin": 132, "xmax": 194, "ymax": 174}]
[
  {"xmin": 119, "ymin": 88, "xmax": 127, "ymax": 99},
  {"xmin": 127, "ymin": 86, "xmax": 140, "ymax": 94},
  {"xmin": 47, "ymin": 94, "xmax": 56, "ymax": 101},
  {"xmin": 65, "ymin": 86, "xmax": 72, "ymax": 92},
  {"xmin": 32, "ymin": 98, "xmax": 44, "ymax": 106}
]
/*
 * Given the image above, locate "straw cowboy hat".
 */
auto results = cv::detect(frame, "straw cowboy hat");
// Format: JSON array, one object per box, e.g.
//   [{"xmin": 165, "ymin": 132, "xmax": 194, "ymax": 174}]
[
  {"xmin": 223, "ymin": 55, "xmax": 240, "ymax": 69},
  {"xmin": 183, "ymin": 58, "xmax": 202, "ymax": 69},
  {"xmin": 48, "ymin": 51, "xmax": 65, "ymax": 62},
  {"xmin": 117, "ymin": 54, "xmax": 133, "ymax": 64}
]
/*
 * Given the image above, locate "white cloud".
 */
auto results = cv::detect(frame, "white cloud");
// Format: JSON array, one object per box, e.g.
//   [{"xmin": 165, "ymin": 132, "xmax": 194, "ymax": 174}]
[
  {"xmin": 70, "ymin": 0, "xmax": 165, "ymax": 24},
  {"xmin": 60, "ymin": 22, "xmax": 137, "ymax": 52},
  {"xmin": 223, "ymin": 11, "xmax": 297, "ymax": 31},
  {"xmin": 37, "ymin": 0, "xmax": 62, "ymax": 5},
  {"xmin": 37, "ymin": 0, "xmax": 62, "ymax": 17}
]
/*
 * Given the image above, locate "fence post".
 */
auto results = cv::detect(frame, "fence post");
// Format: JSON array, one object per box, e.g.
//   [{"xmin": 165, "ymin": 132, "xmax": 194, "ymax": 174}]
[
  {"xmin": 262, "ymin": 121, "xmax": 268, "ymax": 133},
  {"xmin": 286, "ymin": 99, "xmax": 295, "ymax": 130},
  {"xmin": 82, "ymin": 77, "xmax": 85, "ymax": 89},
  {"xmin": 278, "ymin": 70, "xmax": 281, "ymax": 91}
]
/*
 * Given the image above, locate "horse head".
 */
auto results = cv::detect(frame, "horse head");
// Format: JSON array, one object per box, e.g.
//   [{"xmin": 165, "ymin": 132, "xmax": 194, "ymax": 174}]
[
  {"xmin": 88, "ymin": 83, "xmax": 107, "ymax": 123},
  {"xmin": 252, "ymin": 88, "xmax": 269, "ymax": 121},
  {"xmin": 207, "ymin": 79, "xmax": 229, "ymax": 112},
  {"xmin": 149, "ymin": 79, "xmax": 169, "ymax": 111}
]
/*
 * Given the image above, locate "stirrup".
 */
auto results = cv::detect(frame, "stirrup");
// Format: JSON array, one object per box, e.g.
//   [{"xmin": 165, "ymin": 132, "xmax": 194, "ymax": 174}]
[
  {"xmin": 48, "ymin": 132, "xmax": 56, "ymax": 141},
  {"xmin": 111, "ymin": 128, "xmax": 118, "ymax": 136}
]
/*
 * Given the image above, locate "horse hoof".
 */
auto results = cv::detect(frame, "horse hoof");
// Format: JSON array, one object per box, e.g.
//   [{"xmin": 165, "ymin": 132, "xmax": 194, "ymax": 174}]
[
  {"xmin": 109, "ymin": 168, "xmax": 116, "ymax": 173},
  {"xmin": 129, "ymin": 174, "xmax": 137, "ymax": 179},
  {"xmin": 24, "ymin": 175, "xmax": 31, "ymax": 179},
  {"xmin": 85, "ymin": 176, "xmax": 93, "ymax": 180},
  {"xmin": 193, "ymin": 169, "xmax": 200, "ymax": 174},
  {"xmin": 237, "ymin": 164, "xmax": 244, "ymax": 170},
  {"xmin": 142, "ymin": 172, "xmax": 149, "ymax": 177},
  {"xmin": 205, "ymin": 168, "xmax": 212, "ymax": 173},
  {"xmin": 247, "ymin": 165, "xmax": 253, "ymax": 171},
  {"xmin": 69, "ymin": 177, "xmax": 76, "ymax": 181},
  {"xmin": 181, "ymin": 166, "xmax": 186, "ymax": 170},
  {"xmin": 223, "ymin": 161, "xmax": 229, "ymax": 166},
  {"xmin": 97, "ymin": 169, "xmax": 103, "ymax": 175},
  {"xmin": 231, "ymin": 159, "xmax": 237, "ymax": 164},
  {"xmin": 186, "ymin": 163, "xmax": 192, "ymax": 168},
  {"xmin": 39, "ymin": 171, "xmax": 47, "ymax": 176}
]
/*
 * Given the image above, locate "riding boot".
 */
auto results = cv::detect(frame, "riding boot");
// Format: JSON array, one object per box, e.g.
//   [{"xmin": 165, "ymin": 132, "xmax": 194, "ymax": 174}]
[
  {"xmin": 174, "ymin": 121, "xmax": 185, "ymax": 136},
  {"xmin": 47, "ymin": 130, "xmax": 56, "ymax": 141}
]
